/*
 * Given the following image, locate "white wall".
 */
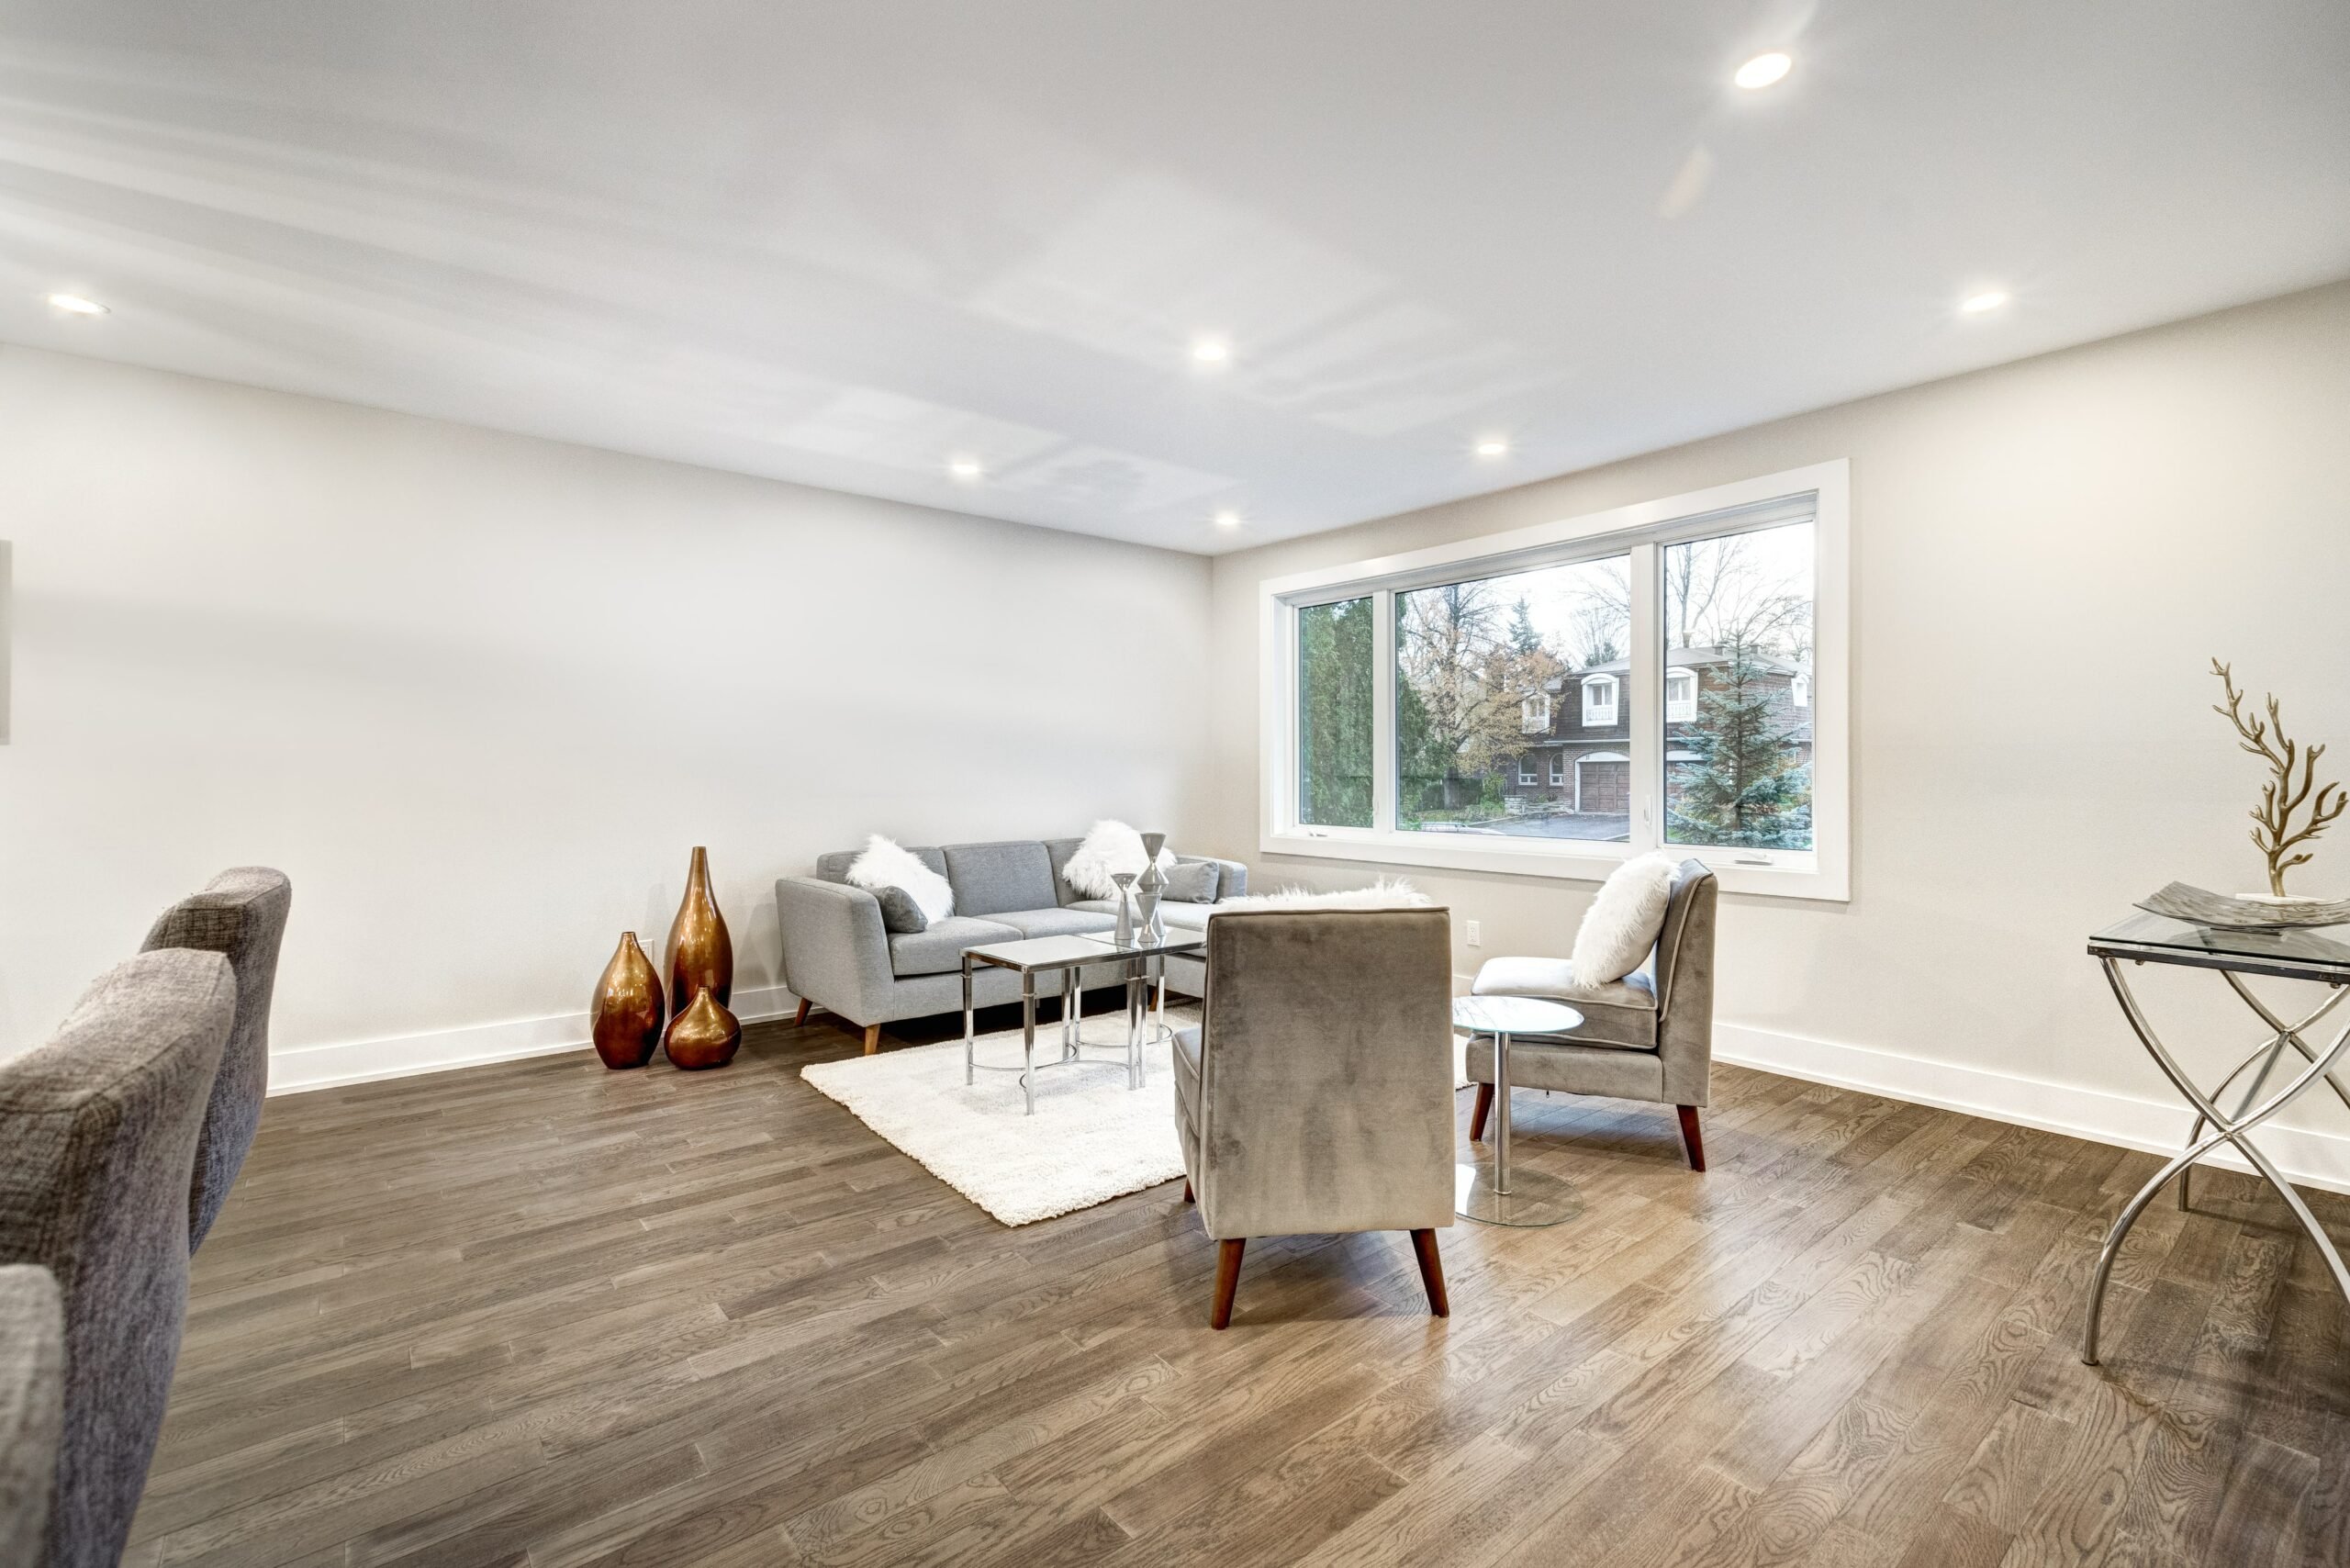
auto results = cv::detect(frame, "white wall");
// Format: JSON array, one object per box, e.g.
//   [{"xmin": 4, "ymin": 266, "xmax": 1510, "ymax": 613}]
[
  {"xmin": 0, "ymin": 346, "xmax": 1212, "ymax": 1086},
  {"xmin": 1203, "ymin": 279, "xmax": 2350, "ymax": 1188}
]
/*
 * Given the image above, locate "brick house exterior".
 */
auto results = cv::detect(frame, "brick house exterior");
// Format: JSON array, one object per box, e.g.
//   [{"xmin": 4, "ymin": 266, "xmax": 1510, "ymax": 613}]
[{"xmin": 1495, "ymin": 645, "xmax": 1813, "ymax": 817}]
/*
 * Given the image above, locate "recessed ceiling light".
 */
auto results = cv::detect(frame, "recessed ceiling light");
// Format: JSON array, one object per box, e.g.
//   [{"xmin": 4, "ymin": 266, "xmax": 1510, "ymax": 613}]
[
  {"xmin": 1734, "ymin": 51, "xmax": 1793, "ymax": 90},
  {"xmin": 1959, "ymin": 289, "xmax": 2011, "ymax": 316},
  {"xmin": 1474, "ymin": 438, "xmax": 1510, "ymax": 458},
  {"xmin": 46, "ymin": 292, "xmax": 108, "ymax": 316},
  {"xmin": 948, "ymin": 457, "xmax": 983, "ymax": 480},
  {"xmin": 1191, "ymin": 338, "xmax": 1231, "ymax": 365},
  {"xmin": 1214, "ymin": 510, "xmax": 1242, "ymax": 529}
]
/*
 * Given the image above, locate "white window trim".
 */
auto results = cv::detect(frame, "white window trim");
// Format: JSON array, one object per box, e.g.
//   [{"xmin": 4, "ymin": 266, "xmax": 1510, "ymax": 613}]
[
  {"xmin": 1517, "ymin": 758, "xmax": 1537, "ymax": 785},
  {"xmin": 1257, "ymin": 458, "xmax": 1851, "ymax": 902},
  {"xmin": 1521, "ymin": 691, "xmax": 1550, "ymax": 733},
  {"xmin": 1549, "ymin": 754, "xmax": 1565, "ymax": 786},
  {"xmin": 1580, "ymin": 674, "xmax": 1618, "ymax": 728},
  {"xmin": 1665, "ymin": 666, "xmax": 1697, "ymax": 723}
]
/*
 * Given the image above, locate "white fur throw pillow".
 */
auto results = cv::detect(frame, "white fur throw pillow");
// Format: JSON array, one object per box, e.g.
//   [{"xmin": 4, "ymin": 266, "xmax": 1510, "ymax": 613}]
[
  {"xmin": 1212, "ymin": 877, "xmax": 1432, "ymax": 913},
  {"xmin": 1570, "ymin": 852, "xmax": 1678, "ymax": 983},
  {"xmin": 845, "ymin": 834, "xmax": 956, "ymax": 924},
  {"xmin": 1060, "ymin": 820, "xmax": 1175, "ymax": 900}
]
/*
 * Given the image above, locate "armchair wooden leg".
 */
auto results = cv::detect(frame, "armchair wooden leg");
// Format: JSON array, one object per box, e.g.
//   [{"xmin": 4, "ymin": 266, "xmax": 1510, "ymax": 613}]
[
  {"xmin": 1409, "ymin": 1229, "xmax": 1449, "ymax": 1317},
  {"xmin": 1209, "ymin": 1238, "xmax": 1246, "ymax": 1329},
  {"xmin": 1181, "ymin": 1179, "xmax": 1193, "ymax": 1204},
  {"xmin": 863, "ymin": 1024, "xmax": 882, "ymax": 1056},
  {"xmin": 1469, "ymin": 1081, "xmax": 1494, "ymax": 1143},
  {"xmin": 792, "ymin": 998, "xmax": 812, "ymax": 1026},
  {"xmin": 1676, "ymin": 1104, "xmax": 1707, "ymax": 1172}
]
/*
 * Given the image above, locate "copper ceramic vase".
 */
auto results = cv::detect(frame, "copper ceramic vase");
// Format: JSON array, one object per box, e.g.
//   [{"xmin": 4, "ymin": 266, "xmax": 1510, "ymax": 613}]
[
  {"xmin": 665, "ymin": 846, "xmax": 733, "ymax": 1014},
  {"xmin": 666, "ymin": 984, "xmax": 741, "ymax": 1070},
  {"xmin": 590, "ymin": 931, "xmax": 665, "ymax": 1070}
]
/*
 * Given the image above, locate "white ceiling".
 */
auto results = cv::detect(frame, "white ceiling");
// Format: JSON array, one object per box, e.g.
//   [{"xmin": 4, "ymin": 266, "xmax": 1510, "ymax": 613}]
[{"xmin": 3, "ymin": 3, "xmax": 2346, "ymax": 554}]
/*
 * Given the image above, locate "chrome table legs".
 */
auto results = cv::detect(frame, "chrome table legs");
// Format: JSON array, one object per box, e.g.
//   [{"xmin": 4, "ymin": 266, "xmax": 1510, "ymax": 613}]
[{"xmin": 2081, "ymin": 958, "xmax": 2350, "ymax": 1365}]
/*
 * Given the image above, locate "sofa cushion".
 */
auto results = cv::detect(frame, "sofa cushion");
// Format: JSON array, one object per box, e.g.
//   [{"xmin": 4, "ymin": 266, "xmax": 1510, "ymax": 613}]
[
  {"xmin": 1043, "ymin": 838, "xmax": 1089, "ymax": 906},
  {"xmin": 988, "ymin": 908, "xmax": 1117, "ymax": 939},
  {"xmin": 1470, "ymin": 957, "xmax": 1657, "ymax": 1049},
  {"xmin": 941, "ymin": 843, "xmax": 1058, "ymax": 918},
  {"xmin": 888, "ymin": 916, "xmax": 1022, "ymax": 978},
  {"xmin": 1069, "ymin": 898, "xmax": 1214, "ymax": 932},
  {"xmin": 816, "ymin": 845, "xmax": 947, "ymax": 886},
  {"xmin": 1161, "ymin": 861, "xmax": 1219, "ymax": 903},
  {"xmin": 872, "ymin": 887, "xmax": 928, "ymax": 935}
]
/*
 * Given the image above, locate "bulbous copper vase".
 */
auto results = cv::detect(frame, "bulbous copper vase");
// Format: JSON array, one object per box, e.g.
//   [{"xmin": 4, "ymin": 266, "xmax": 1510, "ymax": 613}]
[
  {"xmin": 666, "ymin": 984, "xmax": 741, "ymax": 1070},
  {"xmin": 590, "ymin": 931, "xmax": 664, "ymax": 1070},
  {"xmin": 665, "ymin": 846, "xmax": 733, "ymax": 1013}
]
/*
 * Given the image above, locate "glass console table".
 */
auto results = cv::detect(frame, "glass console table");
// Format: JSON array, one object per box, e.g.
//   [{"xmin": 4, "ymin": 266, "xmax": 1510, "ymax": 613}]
[{"xmin": 2081, "ymin": 911, "xmax": 2350, "ymax": 1365}]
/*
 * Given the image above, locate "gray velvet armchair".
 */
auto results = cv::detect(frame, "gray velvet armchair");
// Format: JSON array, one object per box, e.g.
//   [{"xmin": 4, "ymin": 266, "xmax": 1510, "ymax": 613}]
[
  {"xmin": 1172, "ymin": 908, "xmax": 1456, "ymax": 1329},
  {"xmin": 1468, "ymin": 859, "xmax": 1718, "ymax": 1170},
  {"xmin": 142, "ymin": 867, "xmax": 292, "ymax": 1249},
  {"xmin": 0, "ymin": 1266, "xmax": 63, "ymax": 1567},
  {"xmin": 0, "ymin": 948, "xmax": 237, "ymax": 1568}
]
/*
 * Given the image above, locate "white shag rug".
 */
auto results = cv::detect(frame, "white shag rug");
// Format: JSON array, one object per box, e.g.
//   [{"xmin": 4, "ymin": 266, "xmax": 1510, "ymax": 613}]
[{"xmin": 802, "ymin": 1016, "xmax": 1473, "ymax": 1226}]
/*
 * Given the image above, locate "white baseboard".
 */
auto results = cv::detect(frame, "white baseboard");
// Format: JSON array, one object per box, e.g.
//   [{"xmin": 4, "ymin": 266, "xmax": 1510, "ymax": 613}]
[
  {"xmin": 266, "ymin": 984, "xmax": 800, "ymax": 1095},
  {"xmin": 1718, "ymin": 1021, "xmax": 2350, "ymax": 1198}
]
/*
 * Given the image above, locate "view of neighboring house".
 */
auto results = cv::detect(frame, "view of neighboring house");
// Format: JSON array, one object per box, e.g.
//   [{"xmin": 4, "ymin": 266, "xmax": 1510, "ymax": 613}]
[{"xmin": 1500, "ymin": 645, "xmax": 1813, "ymax": 820}]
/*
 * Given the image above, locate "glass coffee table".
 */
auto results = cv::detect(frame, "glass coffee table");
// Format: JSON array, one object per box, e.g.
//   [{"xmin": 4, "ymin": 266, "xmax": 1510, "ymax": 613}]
[
  {"xmin": 1454, "ymin": 994, "xmax": 1584, "ymax": 1226},
  {"xmin": 961, "ymin": 929, "xmax": 1205, "ymax": 1114}
]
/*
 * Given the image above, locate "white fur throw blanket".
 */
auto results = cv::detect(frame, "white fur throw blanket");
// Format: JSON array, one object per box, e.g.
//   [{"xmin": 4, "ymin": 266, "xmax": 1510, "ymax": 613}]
[
  {"xmin": 1211, "ymin": 877, "xmax": 1432, "ymax": 913},
  {"xmin": 1061, "ymin": 820, "xmax": 1177, "ymax": 900},
  {"xmin": 845, "ymin": 834, "xmax": 956, "ymax": 923}
]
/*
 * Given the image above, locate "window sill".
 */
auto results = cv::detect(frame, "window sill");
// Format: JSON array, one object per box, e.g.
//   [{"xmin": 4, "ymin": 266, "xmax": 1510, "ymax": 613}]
[{"xmin": 1259, "ymin": 827, "xmax": 1849, "ymax": 902}]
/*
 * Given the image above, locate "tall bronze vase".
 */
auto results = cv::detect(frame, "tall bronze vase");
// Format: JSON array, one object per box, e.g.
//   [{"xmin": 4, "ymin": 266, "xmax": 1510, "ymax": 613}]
[
  {"xmin": 590, "ymin": 932, "xmax": 664, "ymax": 1070},
  {"xmin": 665, "ymin": 846, "xmax": 733, "ymax": 1014},
  {"xmin": 666, "ymin": 985, "xmax": 741, "ymax": 1070}
]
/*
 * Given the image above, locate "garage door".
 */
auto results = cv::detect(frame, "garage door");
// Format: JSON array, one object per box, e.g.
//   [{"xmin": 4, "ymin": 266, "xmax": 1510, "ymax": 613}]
[{"xmin": 1577, "ymin": 756, "xmax": 1629, "ymax": 814}]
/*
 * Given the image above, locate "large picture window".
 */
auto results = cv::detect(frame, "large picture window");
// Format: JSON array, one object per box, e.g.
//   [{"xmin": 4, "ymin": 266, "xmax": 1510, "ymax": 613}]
[{"xmin": 1259, "ymin": 461, "xmax": 1849, "ymax": 900}]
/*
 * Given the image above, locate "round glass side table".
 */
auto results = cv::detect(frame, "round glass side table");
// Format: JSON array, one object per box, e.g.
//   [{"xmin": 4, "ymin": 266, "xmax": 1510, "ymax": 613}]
[{"xmin": 1454, "ymin": 994, "xmax": 1583, "ymax": 1227}]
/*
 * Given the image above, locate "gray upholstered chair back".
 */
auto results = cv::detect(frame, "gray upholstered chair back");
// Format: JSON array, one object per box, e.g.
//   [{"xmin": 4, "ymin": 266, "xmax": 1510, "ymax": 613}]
[
  {"xmin": 0, "ymin": 949, "xmax": 237, "ymax": 1568},
  {"xmin": 0, "ymin": 1266, "xmax": 63, "ymax": 1568},
  {"xmin": 142, "ymin": 868, "xmax": 292, "ymax": 1250},
  {"xmin": 1193, "ymin": 909, "xmax": 1454, "ymax": 1239},
  {"xmin": 1651, "ymin": 860, "xmax": 1718, "ymax": 1106}
]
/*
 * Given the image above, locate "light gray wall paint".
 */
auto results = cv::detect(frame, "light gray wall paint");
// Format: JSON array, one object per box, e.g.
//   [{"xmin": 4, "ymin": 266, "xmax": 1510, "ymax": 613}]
[
  {"xmin": 1203, "ymin": 279, "xmax": 2350, "ymax": 1155},
  {"xmin": 0, "ymin": 346, "xmax": 1212, "ymax": 1073}
]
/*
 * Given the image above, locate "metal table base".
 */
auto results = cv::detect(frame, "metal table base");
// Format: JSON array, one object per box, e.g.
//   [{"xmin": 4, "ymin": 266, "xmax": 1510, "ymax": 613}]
[
  {"xmin": 2082, "ymin": 955, "xmax": 2350, "ymax": 1365},
  {"xmin": 962, "ymin": 949, "xmax": 1176, "ymax": 1115},
  {"xmin": 1454, "ymin": 1001, "xmax": 1583, "ymax": 1227}
]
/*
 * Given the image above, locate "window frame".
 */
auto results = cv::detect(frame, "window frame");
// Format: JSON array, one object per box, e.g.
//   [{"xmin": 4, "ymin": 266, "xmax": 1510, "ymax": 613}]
[
  {"xmin": 1664, "ymin": 666, "xmax": 1697, "ymax": 723},
  {"xmin": 1580, "ymin": 674, "xmax": 1618, "ymax": 728},
  {"xmin": 1520, "ymin": 691, "xmax": 1550, "ymax": 734},
  {"xmin": 1258, "ymin": 459, "xmax": 1851, "ymax": 901}
]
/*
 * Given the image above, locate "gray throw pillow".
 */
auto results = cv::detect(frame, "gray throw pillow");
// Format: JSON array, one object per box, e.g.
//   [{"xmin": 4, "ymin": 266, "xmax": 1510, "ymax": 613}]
[
  {"xmin": 873, "ymin": 885, "xmax": 929, "ymax": 934},
  {"xmin": 1161, "ymin": 860, "xmax": 1220, "ymax": 903}
]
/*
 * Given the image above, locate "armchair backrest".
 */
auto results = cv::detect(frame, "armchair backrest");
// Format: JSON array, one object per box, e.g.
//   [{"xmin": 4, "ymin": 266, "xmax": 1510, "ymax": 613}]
[
  {"xmin": 0, "ymin": 1266, "xmax": 63, "ymax": 1568},
  {"xmin": 1651, "ymin": 860, "xmax": 1718, "ymax": 1103},
  {"xmin": 0, "ymin": 949, "xmax": 236, "ymax": 1568},
  {"xmin": 142, "ymin": 867, "xmax": 292, "ymax": 1250},
  {"xmin": 1192, "ymin": 908, "xmax": 1454, "ymax": 1239}
]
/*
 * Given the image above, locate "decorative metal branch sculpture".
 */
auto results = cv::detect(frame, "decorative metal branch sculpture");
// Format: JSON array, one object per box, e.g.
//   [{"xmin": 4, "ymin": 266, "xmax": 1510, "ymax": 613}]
[{"xmin": 2211, "ymin": 658, "xmax": 2346, "ymax": 896}]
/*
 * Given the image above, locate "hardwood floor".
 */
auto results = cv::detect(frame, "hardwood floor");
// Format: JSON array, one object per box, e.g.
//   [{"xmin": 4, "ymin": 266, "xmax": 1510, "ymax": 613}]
[{"xmin": 129, "ymin": 1003, "xmax": 2349, "ymax": 1566}]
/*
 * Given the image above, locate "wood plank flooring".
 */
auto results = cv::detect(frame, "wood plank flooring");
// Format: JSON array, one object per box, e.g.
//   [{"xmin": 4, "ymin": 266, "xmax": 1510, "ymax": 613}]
[{"xmin": 128, "ymin": 1002, "xmax": 2350, "ymax": 1566}]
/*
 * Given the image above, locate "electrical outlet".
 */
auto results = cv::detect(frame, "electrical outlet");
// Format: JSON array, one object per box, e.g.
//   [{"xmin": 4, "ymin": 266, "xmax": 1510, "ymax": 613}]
[{"xmin": 1465, "ymin": 919, "xmax": 1482, "ymax": 947}]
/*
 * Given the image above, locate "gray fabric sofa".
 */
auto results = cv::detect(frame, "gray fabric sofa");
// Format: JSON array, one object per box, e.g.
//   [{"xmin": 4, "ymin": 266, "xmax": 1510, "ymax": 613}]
[
  {"xmin": 778, "ymin": 837, "xmax": 1248, "ymax": 1053},
  {"xmin": 0, "ymin": 1266, "xmax": 63, "ymax": 1567},
  {"xmin": 1466, "ymin": 858, "xmax": 1719, "ymax": 1170},
  {"xmin": 1173, "ymin": 908, "xmax": 1457, "ymax": 1328},
  {"xmin": 141, "ymin": 867, "xmax": 293, "ymax": 1250},
  {"xmin": 0, "ymin": 948, "xmax": 238, "ymax": 1568}
]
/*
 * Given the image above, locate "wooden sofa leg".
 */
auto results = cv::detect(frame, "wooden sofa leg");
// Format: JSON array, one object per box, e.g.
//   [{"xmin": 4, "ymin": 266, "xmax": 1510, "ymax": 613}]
[
  {"xmin": 863, "ymin": 1024, "xmax": 881, "ymax": 1056},
  {"xmin": 1677, "ymin": 1104, "xmax": 1707, "ymax": 1172},
  {"xmin": 1410, "ymin": 1229, "xmax": 1449, "ymax": 1317},
  {"xmin": 1210, "ymin": 1238, "xmax": 1246, "ymax": 1329},
  {"xmin": 793, "ymin": 998, "xmax": 812, "ymax": 1026},
  {"xmin": 1469, "ymin": 1082, "xmax": 1494, "ymax": 1143}
]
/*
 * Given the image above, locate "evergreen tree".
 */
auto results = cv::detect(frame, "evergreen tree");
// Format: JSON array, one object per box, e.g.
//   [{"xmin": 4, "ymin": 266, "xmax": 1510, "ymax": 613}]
[
  {"xmin": 1673, "ymin": 637, "xmax": 1809, "ymax": 848},
  {"xmin": 1297, "ymin": 598, "xmax": 1374, "ymax": 825},
  {"xmin": 1507, "ymin": 596, "xmax": 1541, "ymax": 655}
]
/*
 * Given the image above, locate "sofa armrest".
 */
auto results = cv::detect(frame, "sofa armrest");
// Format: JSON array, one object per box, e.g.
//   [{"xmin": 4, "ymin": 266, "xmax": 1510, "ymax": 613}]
[{"xmin": 775, "ymin": 876, "xmax": 894, "ymax": 1022}]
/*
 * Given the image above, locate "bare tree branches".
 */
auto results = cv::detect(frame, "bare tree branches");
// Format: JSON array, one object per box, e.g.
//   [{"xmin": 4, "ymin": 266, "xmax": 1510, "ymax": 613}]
[{"xmin": 2212, "ymin": 658, "xmax": 2346, "ymax": 896}]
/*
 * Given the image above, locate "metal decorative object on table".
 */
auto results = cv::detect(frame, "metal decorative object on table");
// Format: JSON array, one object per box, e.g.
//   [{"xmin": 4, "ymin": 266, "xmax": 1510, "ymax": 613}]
[
  {"xmin": 1453, "ymin": 994, "xmax": 1584, "ymax": 1226},
  {"xmin": 961, "ymin": 929, "xmax": 1206, "ymax": 1114},
  {"xmin": 2136, "ymin": 881, "xmax": 2350, "ymax": 931},
  {"xmin": 2079, "ymin": 910, "xmax": 2350, "ymax": 1365},
  {"xmin": 1134, "ymin": 833, "xmax": 1169, "ymax": 946}
]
